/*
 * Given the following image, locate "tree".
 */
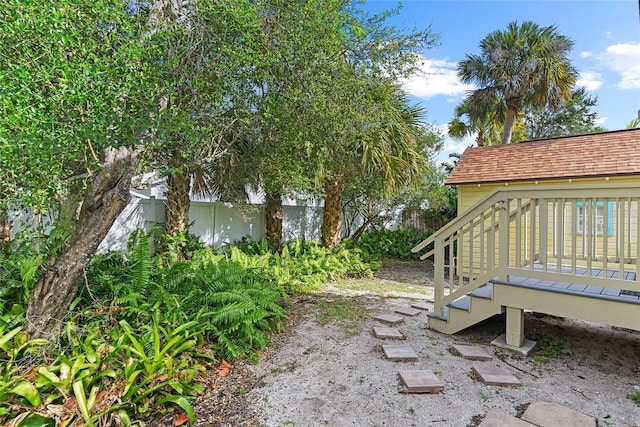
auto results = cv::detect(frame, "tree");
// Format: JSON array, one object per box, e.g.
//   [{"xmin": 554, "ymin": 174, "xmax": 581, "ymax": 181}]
[
  {"xmin": 523, "ymin": 87, "xmax": 601, "ymax": 139},
  {"xmin": 458, "ymin": 21, "xmax": 578, "ymax": 144},
  {"xmin": 248, "ymin": 0, "xmax": 348, "ymax": 248},
  {"xmin": 314, "ymin": 77, "xmax": 433, "ymax": 248},
  {"xmin": 144, "ymin": 0, "xmax": 260, "ymax": 257},
  {"xmin": 303, "ymin": 6, "xmax": 438, "ymax": 248},
  {"xmin": 1, "ymin": 0, "xmax": 160, "ymax": 337},
  {"xmin": 342, "ymin": 123, "xmax": 443, "ymax": 241},
  {"xmin": 448, "ymin": 98, "xmax": 505, "ymax": 146}
]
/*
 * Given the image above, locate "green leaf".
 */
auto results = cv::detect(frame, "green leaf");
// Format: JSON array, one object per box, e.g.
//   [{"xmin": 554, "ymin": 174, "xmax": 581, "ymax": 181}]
[
  {"xmin": 15, "ymin": 413, "xmax": 55, "ymax": 427},
  {"xmin": 72, "ymin": 380, "xmax": 94, "ymax": 427},
  {"xmin": 0, "ymin": 325, "xmax": 22, "ymax": 351},
  {"xmin": 10, "ymin": 380, "xmax": 41, "ymax": 407},
  {"xmin": 156, "ymin": 395, "xmax": 196, "ymax": 425}
]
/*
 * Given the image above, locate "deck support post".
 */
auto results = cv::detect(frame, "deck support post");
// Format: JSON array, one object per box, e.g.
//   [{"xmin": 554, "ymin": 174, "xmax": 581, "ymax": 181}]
[
  {"xmin": 491, "ymin": 305, "xmax": 536, "ymax": 356},
  {"xmin": 505, "ymin": 306, "xmax": 524, "ymax": 347}
]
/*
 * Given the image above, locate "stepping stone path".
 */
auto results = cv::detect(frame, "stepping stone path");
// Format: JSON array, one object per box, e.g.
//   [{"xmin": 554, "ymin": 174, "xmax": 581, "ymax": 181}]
[
  {"xmin": 373, "ymin": 326, "xmax": 404, "ymax": 339},
  {"xmin": 395, "ymin": 307, "xmax": 422, "ymax": 316},
  {"xmin": 373, "ymin": 313, "xmax": 404, "ymax": 324},
  {"xmin": 472, "ymin": 365, "xmax": 521, "ymax": 387},
  {"xmin": 372, "ymin": 301, "xmax": 600, "ymax": 422},
  {"xmin": 478, "ymin": 410, "xmax": 533, "ymax": 427},
  {"xmin": 521, "ymin": 399, "xmax": 598, "ymax": 427},
  {"xmin": 382, "ymin": 344, "xmax": 418, "ymax": 361},
  {"xmin": 451, "ymin": 344, "xmax": 493, "ymax": 361},
  {"xmin": 410, "ymin": 301, "xmax": 431, "ymax": 311},
  {"xmin": 398, "ymin": 370, "xmax": 444, "ymax": 393}
]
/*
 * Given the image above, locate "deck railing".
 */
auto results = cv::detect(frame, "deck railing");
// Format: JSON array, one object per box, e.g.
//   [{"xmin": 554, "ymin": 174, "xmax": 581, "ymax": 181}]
[{"xmin": 413, "ymin": 183, "xmax": 640, "ymax": 317}]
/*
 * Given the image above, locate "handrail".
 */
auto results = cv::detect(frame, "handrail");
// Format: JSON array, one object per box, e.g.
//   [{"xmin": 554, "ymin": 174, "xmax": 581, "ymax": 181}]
[{"xmin": 412, "ymin": 182, "xmax": 640, "ymax": 255}]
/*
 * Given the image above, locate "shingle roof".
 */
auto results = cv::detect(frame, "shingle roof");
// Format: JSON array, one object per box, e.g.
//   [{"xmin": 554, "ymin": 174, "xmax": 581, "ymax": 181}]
[{"xmin": 445, "ymin": 128, "xmax": 640, "ymax": 185}]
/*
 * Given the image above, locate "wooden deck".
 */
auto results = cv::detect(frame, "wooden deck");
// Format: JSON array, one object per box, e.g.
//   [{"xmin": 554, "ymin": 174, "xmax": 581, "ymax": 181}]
[{"xmin": 492, "ymin": 264, "xmax": 639, "ymax": 305}]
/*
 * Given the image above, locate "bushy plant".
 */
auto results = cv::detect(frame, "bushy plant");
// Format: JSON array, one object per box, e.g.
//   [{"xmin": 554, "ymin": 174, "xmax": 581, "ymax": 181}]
[
  {"xmin": 2, "ymin": 231, "xmax": 376, "ymax": 425},
  {"xmin": 0, "ymin": 252, "xmax": 42, "ymax": 313},
  {"xmin": 0, "ymin": 312, "xmax": 206, "ymax": 426},
  {"xmin": 349, "ymin": 226, "xmax": 433, "ymax": 260},
  {"xmin": 83, "ymin": 233, "xmax": 288, "ymax": 361},
  {"xmin": 226, "ymin": 238, "xmax": 373, "ymax": 293}
]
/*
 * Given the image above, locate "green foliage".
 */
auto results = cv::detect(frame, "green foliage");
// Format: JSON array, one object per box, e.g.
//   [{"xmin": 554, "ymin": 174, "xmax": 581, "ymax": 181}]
[
  {"xmin": 227, "ymin": 238, "xmax": 373, "ymax": 293},
  {"xmin": 524, "ymin": 87, "xmax": 601, "ymax": 140},
  {"xmin": 350, "ymin": 227, "xmax": 433, "ymax": 261},
  {"xmin": 458, "ymin": 20, "xmax": 577, "ymax": 144},
  {"xmin": 83, "ymin": 233, "xmax": 289, "ymax": 360},
  {"xmin": 0, "ymin": 252, "xmax": 42, "ymax": 313},
  {"xmin": 532, "ymin": 336, "xmax": 564, "ymax": 359},
  {"xmin": 627, "ymin": 390, "xmax": 640, "ymax": 407},
  {"xmin": 0, "ymin": 314, "xmax": 205, "ymax": 426}
]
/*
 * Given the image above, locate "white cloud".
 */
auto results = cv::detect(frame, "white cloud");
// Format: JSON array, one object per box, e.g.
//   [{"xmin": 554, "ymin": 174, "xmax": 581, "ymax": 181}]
[
  {"xmin": 401, "ymin": 56, "xmax": 474, "ymax": 100},
  {"xmin": 576, "ymin": 71, "xmax": 603, "ymax": 91},
  {"xmin": 599, "ymin": 42, "xmax": 640, "ymax": 89},
  {"xmin": 595, "ymin": 116, "xmax": 608, "ymax": 126},
  {"xmin": 579, "ymin": 51, "xmax": 593, "ymax": 58}
]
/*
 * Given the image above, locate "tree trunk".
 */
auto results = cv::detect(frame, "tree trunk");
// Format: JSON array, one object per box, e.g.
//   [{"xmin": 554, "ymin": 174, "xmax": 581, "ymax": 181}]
[
  {"xmin": 0, "ymin": 207, "xmax": 9, "ymax": 251},
  {"xmin": 164, "ymin": 168, "xmax": 191, "ymax": 237},
  {"xmin": 351, "ymin": 217, "xmax": 375, "ymax": 243},
  {"xmin": 25, "ymin": 147, "xmax": 139, "ymax": 340},
  {"xmin": 264, "ymin": 191, "xmax": 283, "ymax": 248},
  {"xmin": 501, "ymin": 105, "xmax": 518, "ymax": 144},
  {"xmin": 321, "ymin": 177, "xmax": 344, "ymax": 248}
]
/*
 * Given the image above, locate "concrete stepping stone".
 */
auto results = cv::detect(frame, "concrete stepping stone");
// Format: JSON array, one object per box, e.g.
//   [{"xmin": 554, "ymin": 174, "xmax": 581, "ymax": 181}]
[
  {"xmin": 398, "ymin": 370, "xmax": 444, "ymax": 393},
  {"xmin": 382, "ymin": 344, "xmax": 418, "ymax": 361},
  {"xmin": 395, "ymin": 307, "xmax": 422, "ymax": 316},
  {"xmin": 410, "ymin": 301, "xmax": 431, "ymax": 311},
  {"xmin": 521, "ymin": 399, "xmax": 597, "ymax": 427},
  {"xmin": 479, "ymin": 410, "xmax": 533, "ymax": 426},
  {"xmin": 373, "ymin": 326, "xmax": 404, "ymax": 339},
  {"xmin": 472, "ymin": 365, "xmax": 521, "ymax": 386},
  {"xmin": 451, "ymin": 344, "xmax": 493, "ymax": 361},
  {"xmin": 373, "ymin": 313, "xmax": 404, "ymax": 324}
]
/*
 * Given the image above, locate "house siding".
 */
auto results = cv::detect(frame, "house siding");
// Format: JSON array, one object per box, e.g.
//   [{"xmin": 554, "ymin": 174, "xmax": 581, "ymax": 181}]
[{"xmin": 455, "ymin": 175, "xmax": 640, "ymax": 277}]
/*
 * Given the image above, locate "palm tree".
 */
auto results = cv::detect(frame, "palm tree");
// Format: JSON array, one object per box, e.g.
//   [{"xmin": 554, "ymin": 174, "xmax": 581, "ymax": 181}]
[
  {"xmin": 448, "ymin": 98, "xmax": 504, "ymax": 146},
  {"xmin": 319, "ymin": 81, "xmax": 427, "ymax": 248},
  {"xmin": 458, "ymin": 21, "xmax": 577, "ymax": 144}
]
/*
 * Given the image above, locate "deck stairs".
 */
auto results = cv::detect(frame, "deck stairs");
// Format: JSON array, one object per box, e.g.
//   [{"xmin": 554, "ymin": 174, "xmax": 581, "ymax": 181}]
[{"xmin": 412, "ymin": 183, "xmax": 640, "ymax": 338}]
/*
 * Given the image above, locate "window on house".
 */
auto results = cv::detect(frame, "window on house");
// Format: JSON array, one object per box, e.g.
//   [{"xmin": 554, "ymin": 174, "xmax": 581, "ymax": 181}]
[{"xmin": 576, "ymin": 202, "xmax": 613, "ymax": 236}]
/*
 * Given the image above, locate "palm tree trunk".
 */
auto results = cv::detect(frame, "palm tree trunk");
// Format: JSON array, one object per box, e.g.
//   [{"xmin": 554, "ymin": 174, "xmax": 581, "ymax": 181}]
[
  {"xmin": 265, "ymin": 191, "xmax": 283, "ymax": 248},
  {"xmin": 165, "ymin": 168, "xmax": 191, "ymax": 237},
  {"xmin": 26, "ymin": 147, "xmax": 138, "ymax": 339},
  {"xmin": 501, "ymin": 105, "xmax": 518, "ymax": 144},
  {"xmin": 321, "ymin": 177, "xmax": 344, "ymax": 248}
]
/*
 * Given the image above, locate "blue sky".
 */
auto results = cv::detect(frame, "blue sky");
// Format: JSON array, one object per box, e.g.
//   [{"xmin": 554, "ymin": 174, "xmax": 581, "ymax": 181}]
[{"xmin": 362, "ymin": 0, "xmax": 640, "ymax": 162}]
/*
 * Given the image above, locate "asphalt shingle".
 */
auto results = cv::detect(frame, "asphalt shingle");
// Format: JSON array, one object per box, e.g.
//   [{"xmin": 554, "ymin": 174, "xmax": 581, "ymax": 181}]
[{"xmin": 445, "ymin": 128, "xmax": 640, "ymax": 185}]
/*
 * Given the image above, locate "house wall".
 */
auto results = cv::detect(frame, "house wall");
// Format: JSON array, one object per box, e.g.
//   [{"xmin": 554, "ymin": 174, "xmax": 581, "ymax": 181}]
[{"xmin": 454, "ymin": 175, "xmax": 640, "ymax": 277}]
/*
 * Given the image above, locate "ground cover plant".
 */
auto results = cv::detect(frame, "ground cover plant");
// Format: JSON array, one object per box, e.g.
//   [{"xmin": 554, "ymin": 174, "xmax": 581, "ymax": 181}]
[{"xmin": 0, "ymin": 232, "xmax": 373, "ymax": 425}]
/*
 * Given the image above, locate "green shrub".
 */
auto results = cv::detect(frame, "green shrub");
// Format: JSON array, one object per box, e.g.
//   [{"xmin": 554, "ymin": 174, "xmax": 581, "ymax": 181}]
[
  {"xmin": 0, "ymin": 313, "xmax": 206, "ymax": 426},
  {"xmin": 350, "ymin": 227, "xmax": 433, "ymax": 260},
  {"xmin": 226, "ymin": 238, "xmax": 373, "ymax": 293}
]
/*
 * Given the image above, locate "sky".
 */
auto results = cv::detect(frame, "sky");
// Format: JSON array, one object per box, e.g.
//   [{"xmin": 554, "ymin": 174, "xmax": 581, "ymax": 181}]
[{"xmin": 362, "ymin": 0, "xmax": 640, "ymax": 163}]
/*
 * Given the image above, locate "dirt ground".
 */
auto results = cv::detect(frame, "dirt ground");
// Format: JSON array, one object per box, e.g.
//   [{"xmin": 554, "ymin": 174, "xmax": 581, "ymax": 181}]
[{"xmin": 183, "ymin": 259, "xmax": 640, "ymax": 427}]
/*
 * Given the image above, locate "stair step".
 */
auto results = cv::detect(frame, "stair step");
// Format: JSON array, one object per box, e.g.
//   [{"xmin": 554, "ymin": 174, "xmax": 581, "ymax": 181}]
[
  {"xmin": 470, "ymin": 284, "xmax": 493, "ymax": 299},
  {"xmin": 427, "ymin": 306, "xmax": 449, "ymax": 321},
  {"xmin": 449, "ymin": 295, "xmax": 471, "ymax": 311}
]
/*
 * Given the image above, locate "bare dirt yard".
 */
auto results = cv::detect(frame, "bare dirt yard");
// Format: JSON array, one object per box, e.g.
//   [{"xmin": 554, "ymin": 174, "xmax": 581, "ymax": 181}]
[{"xmin": 183, "ymin": 259, "xmax": 640, "ymax": 427}]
